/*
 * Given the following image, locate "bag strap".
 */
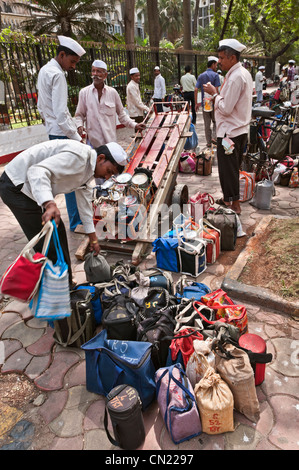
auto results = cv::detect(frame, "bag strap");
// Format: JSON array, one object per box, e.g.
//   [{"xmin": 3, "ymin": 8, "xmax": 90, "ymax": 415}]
[
  {"xmin": 104, "ymin": 408, "xmax": 120, "ymax": 447},
  {"xmin": 20, "ymin": 220, "xmax": 53, "ymax": 256}
]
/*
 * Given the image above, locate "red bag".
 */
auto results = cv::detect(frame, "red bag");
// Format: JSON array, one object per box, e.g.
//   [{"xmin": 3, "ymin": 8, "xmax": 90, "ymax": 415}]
[
  {"xmin": 169, "ymin": 328, "xmax": 204, "ymax": 367},
  {"xmin": 189, "ymin": 192, "xmax": 214, "ymax": 221},
  {"xmin": 0, "ymin": 222, "xmax": 53, "ymax": 302},
  {"xmin": 201, "ymin": 219, "xmax": 221, "ymax": 264}
]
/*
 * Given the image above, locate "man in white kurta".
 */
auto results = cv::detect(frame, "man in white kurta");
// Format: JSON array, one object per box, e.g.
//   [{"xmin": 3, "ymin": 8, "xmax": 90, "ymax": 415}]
[
  {"xmin": 255, "ymin": 66, "xmax": 265, "ymax": 103},
  {"xmin": 75, "ymin": 60, "xmax": 145, "ymax": 149},
  {"xmin": 153, "ymin": 66, "xmax": 166, "ymax": 112},
  {"xmin": 126, "ymin": 67, "xmax": 149, "ymax": 123}
]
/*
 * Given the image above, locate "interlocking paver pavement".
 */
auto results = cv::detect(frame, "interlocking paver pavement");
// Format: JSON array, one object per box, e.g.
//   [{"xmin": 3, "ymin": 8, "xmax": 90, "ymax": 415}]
[{"xmin": 0, "ymin": 109, "xmax": 298, "ymax": 451}]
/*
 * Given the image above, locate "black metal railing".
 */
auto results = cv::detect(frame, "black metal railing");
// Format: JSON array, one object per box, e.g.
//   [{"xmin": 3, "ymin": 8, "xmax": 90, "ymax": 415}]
[{"xmin": 0, "ymin": 36, "xmax": 272, "ymax": 130}]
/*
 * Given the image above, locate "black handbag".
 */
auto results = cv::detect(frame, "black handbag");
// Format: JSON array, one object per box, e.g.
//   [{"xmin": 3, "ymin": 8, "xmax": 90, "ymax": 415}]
[
  {"xmin": 101, "ymin": 294, "xmax": 139, "ymax": 340},
  {"xmin": 104, "ymin": 384, "xmax": 145, "ymax": 450},
  {"xmin": 53, "ymin": 289, "xmax": 96, "ymax": 348},
  {"xmin": 205, "ymin": 207, "xmax": 237, "ymax": 251},
  {"xmin": 142, "ymin": 287, "xmax": 178, "ymax": 319}
]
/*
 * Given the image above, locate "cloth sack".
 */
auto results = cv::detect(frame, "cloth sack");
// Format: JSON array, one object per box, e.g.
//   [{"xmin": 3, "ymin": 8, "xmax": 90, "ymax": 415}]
[
  {"xmin": 155, "ymin": 363, "xmax": 202, "ymax": 444},
  {"xmin": 84, "ymin": 252, "xmax": 111, "ymax": 283},
  {"xmin": 53, "ymin": 288, "xmax": 95, "ymax": 347},
  {"xmin": 81, "ymin": 329, "xmax": 156, "ymax": 409},
  {"xmin": 31, "ymin": 221, "xmax": 71, "ymax": 321},
  {"xmin": 0, "ymin": 221, "xmax": 53, "ymax": 302},
  {"xmin": 186, "ymin": 339, "xmax": 216, "ymax": 388},
  {"xmin": 215, "ymin": 343, "xmax": 260, "ymax": 423},
  {"xmin": 194, "ymin": 366, "xmax": 234, "ymax": 434}
]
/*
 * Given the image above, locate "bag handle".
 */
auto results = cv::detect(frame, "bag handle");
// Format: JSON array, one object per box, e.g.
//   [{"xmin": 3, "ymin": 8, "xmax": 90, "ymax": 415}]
[{"xmin": 20, "ymin": 220, "xmax": 53, "ymax": 257}]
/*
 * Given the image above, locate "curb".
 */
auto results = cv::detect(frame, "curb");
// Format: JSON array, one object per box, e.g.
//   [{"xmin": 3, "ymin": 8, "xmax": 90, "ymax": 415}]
[{"xmin": 221, "ymin": 215, "xmax": 299, "ymax": 317}]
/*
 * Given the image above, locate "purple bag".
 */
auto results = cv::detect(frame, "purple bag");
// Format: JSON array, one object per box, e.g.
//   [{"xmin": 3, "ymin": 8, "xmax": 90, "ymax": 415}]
[{"xmin": 155, "ymin": 363, "xmax": 202, "ymax": 444}]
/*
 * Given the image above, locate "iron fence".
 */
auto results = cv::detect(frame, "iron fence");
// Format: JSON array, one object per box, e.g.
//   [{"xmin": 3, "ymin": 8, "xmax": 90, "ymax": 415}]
[{"xmin": 0, "ymin": 36, "xmax": 272, "ymax": 130}]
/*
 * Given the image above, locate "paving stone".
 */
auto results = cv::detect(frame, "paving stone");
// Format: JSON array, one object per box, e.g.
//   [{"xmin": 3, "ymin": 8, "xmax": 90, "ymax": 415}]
[
  {"xmin": 0, "ymin": 312, "xmax": 21, "ymax": 336},
  {"xmin": 64, "ymin": 360, "xmax": 86, "ymax": 388},
  {"xmin": 39, "ymin": 390, "xmax": 68, "ymax": 425},
  {"xmin": 2, "ymin": 320, "xmax": 44, "ymax": 347},
  {"xmin": 3, "ymin": 300, "xmax": 33, "ymax": 320},
  {"xmin": 270, "ymin": 337, "xmax": 299, "ymax": 377},
  {"xmin": 268, "ymin": 395, "xmax": 299, "ymax": 450},
  {"xmin": 225, "ymin": 423, "xmax": 263, "ymax": 450},
  {"xmin": 25, "ymin": 353, "xmax": 52, "ymax": 379},
  {"xmin": 83, "ymin": 398, "xmax": 106, "ymax": 431},
  {"xmin": 84, "ymin": 429, "xmax": 113, "ymax": 450},
  {"xmin": 48, "ymin": 435, "xmax": 83, "ymax": 450},
  {"xmin": 34, "ymin": 351, "xmax": 80, "ymax": 391},
  {"xmin": 261, "ymin": 367, "xmax": 299, "ymax": 398},
  {"xmin": 1, "ymin": 338, "xmax": 22, "ymax": 363},
  {"xmin": 1, "ymin": 347, "xmax": 32, "ymax": 373},
  {"xmin": 26, "ymin": 327, "xmax": 55, "ymax": 356}
]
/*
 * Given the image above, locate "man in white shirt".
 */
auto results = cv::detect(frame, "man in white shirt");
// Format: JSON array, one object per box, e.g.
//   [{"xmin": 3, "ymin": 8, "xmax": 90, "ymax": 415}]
[
  {"xmin": 153, "ymin": 66, "xmax": 166, "ymax": 112},
  {"xmin": 126, "ymin": 67, "xmax": 149, "ymax": 123},
  {"xmin": 203, "ymin": 39, "xmax": 253, "ymax": 215},
  {"xmin": 0, "ymin": 140, "xmax": 128, "ymax": 285},
  {"xmin": 180, "ymin": 65, "xmax": 197, "ymax": 124},
  {"xmin": 75, "ymin": 60, "xmax": 145, "ymax": 149},
  {"xmin": 37, "ymin": 35, "xmax": 86, "ymax": 232},
  {"xmin": 255, "ymin": 66, "xmax": 265, "ymax": 103}
]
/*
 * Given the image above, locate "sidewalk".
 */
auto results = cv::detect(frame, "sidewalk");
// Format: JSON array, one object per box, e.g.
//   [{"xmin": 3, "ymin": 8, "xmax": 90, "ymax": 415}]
[{"xmin": 0, "ymin": 110, "xmax": 299, "ymax": 451}]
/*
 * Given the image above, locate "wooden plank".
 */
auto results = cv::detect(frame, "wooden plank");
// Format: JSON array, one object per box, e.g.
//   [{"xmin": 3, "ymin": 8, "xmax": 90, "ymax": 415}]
[
  {"xmin": 140, "ymin": 113, "xmax": 175, "ymax": 170},
  {"xmin": 153, "ymin": 111, "xmax": 190, "ymax": 188},
  {"xmin": 125, "ymin": 114, "xmax": 165, "ymax": 175}
]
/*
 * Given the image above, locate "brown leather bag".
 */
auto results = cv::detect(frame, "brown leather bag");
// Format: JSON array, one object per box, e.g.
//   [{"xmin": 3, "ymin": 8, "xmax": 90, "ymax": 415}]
[{"xmin": 196, "ymin": 152, "xmax": 213, "ymax": 176}]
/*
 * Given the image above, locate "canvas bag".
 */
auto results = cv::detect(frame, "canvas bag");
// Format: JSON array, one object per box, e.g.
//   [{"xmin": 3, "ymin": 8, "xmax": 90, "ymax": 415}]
[
  {"xmin": 266, "ymin": 124, "xmax": 292, "ymax": 159},
  {"xmin": 214, "ymin": 343, "xmax": 260, "ymax": 423},
  {"xmin": 179, "ymin": 151, "xmax": 196, "ymax": 173},
  {"xmin": 239, "ymin": 171, "xmax": 255, "ymax": 202},
  {"xmin": 250, "ymin": 178, "xmax": 275, "ymax": 210},
  {"xmin": 189, "ymin": 192, "xmax": 214, "ymax": 221},
  {"xmin": 0, "ymin": 221, "xmax": 53, "ymax": 302},
  {"xmin": 155, "ymin": 363, "xmax": 202, "ymax": 444},
  {"xmin": 84, "ymin": 252, "xmax": 111, "ymax": 283},
  {"xmin": 202, "ymin": 219, "xmax": 221, "ymax": 264},
  {"xmin": 178, "ymin": 239, "xmax": 207, "ymax": 277},
  {"xmin": 194, "ymin": 366, "xmax": 234, "ymax": 434},
  {"xmin": 195, "ymin": 152, "xmax": 213, "ymax": 176},
  {"xmin": 81, "ymin": 329, "xmax": 156, "ymax": 409},
  {"xmin": 101, "ymin": 294, "xmax": 140, "ymax": 341},
  {"xmin": 32, "ymin": 221, "xmax": 71, "ymax": 321},
  {"xmin": 205, "ymin": 207, "xmax": 237, "ymax": 251},
  {"xmin": 186, "ymin": 339, "xmax": 216, "ymax": 388}
]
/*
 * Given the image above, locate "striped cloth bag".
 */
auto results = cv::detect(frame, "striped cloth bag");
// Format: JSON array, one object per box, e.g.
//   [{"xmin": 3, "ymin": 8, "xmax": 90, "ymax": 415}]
[{"xmin": 31, "ymin": 221, "xmax": 71, "ymax": 321}]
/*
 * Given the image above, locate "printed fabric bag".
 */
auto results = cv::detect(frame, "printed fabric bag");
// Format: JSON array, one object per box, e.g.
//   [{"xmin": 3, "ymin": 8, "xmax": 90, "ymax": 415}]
[
  {"xmin": 194, "ymin": 366, "xmax": 234, "ymax": 435},
  {"xmin": 189, "ymin": 192, "xmax": 214, "ymax": 221},
  {"xmin": 201, "ymin": 219, "xmax": 221, "ymax": 264},
  {"xmin": 81, "ymin": 329, "xmax": 156, "ymax": 409},
  {"xmin": 179, "ymin": 151, "xmax": 196, "ymax": 173},
  {"xmin": 31, "ymin": 221, "xmax": 71, "ymax": 321},
  {"xmin": 155, "ymin": 363, "xmax": 202, "ymax": 444},
  {"xmin": 0, "ymin": 221, "xmax": 53, "ymax": 302},
  {"xmin": 239, "ymin": 171, "xmax": 255, "ymax": 202}
]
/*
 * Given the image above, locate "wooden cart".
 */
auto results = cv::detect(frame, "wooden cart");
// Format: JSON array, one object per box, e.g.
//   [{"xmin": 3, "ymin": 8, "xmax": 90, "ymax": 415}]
[{"xmin": 75, "ymin": 101, "xmax": 192, "ymax": 265}]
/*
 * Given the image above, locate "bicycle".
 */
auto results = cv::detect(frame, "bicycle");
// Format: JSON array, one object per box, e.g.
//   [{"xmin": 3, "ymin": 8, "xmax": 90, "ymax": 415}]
[{"xmin": 242, "ymin": 104, "xmax": 299, "ymax": 180}]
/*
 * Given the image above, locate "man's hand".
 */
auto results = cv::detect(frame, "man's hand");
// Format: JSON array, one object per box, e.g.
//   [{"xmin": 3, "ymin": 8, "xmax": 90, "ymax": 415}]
[
  {"xmin": 203, "ymin": 82, "xmax": 216, "ymax": 96},
  {"xmin": 77, "ymin": 126, "xmax": 86, "ymax": 137},
  {"xmin": 88, "ymin": 233, "xmax": 101, "ymax": 256},
  {"xmin": 135, "ymin": 123, "xmax": 146, "ymax": 132},
  {"xmin": 42, "ymin": 201, "xmax": 61, "ymax": 227},
  {"xmin": 195, "ymin": 103, "xmax": 201, "ymax": 112}
]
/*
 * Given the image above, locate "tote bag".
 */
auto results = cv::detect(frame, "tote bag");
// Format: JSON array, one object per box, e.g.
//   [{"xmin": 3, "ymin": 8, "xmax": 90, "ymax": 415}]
[
  {"xmin": 0, "ymin": 221, "xmax": 53, "ymax": 302},
  {"xmin": 31, "ymin": 221, "xmax": 71, "ymax": 321}
]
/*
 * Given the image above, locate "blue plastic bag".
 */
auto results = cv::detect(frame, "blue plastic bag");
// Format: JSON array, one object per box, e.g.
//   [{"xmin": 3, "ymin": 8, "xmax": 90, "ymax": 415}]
[
  {"xmin": 81, "ymin": 330, "xmax": 156, "ymax": 409},
  {"xmin": 184, "ymin": 123, "xmax": 198, "ymax": 150},
  {"xmin": 176, "ymin": 282, "xmax": 211, "ymax": 302}
]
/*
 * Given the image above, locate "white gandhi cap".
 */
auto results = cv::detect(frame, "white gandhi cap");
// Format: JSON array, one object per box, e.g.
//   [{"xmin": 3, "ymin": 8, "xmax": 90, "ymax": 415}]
[
  {"xmin": 130, "ymin": 67, "xmax": 139, "ymax": 74},
  {"xmin": 154, "ymin": 66, "xmax": 160, "ymax": 70},
  {"xmin": 208, "ymin": 56, "xmax": 218, "ymax": 62},
  {"xmin": 106, "ymin": 142, "xmax": 128, "ymax": 166},
  {"xmin": 92, "ymin": 60, "xmax": 107, "ymax": 70},
  {"xmin": 58, "ymin": 36, "xmax": 86, "ymax": 57},
  {"xmin": 219, "ymin": 38, "xmax": 246, "ymax": 53}
]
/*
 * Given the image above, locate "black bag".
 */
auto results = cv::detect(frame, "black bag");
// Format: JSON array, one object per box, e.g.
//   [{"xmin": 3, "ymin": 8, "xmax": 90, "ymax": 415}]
[
  {"xmin": 205, "ymin": 207, "xmax": 237, "ymax": 251},
  {"xmin": 101, "ymin": 294, "xmax": 139, "ymax": 340},
  {"xmin": 53, "ymin": 289, "xmax": 96, "ymax": 347},
  {"xmin": 136, "ymin": 306, "xmax": 177, "ymax": 370},
  {"xmin": 104, "ymin": 384, "xmax": 145, "ymax": 450},
  {"xmin": 266, "ymin": 124, "xmax": 292, "ymax": 160},
  {"xmin": 142, "ymin": 287, "xmax": 178, "ymax": 318}
]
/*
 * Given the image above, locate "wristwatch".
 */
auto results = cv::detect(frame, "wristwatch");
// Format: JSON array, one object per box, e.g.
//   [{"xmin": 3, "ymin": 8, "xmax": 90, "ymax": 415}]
[{"xmin": 212, "ymin": 93, "xmax": 218, "ymax": 99}]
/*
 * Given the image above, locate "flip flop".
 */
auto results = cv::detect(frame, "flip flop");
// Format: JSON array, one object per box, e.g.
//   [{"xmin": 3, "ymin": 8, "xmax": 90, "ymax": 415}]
[{"xmin": 216, "ymin": 198, "xmax": 227, "ymax": 206}]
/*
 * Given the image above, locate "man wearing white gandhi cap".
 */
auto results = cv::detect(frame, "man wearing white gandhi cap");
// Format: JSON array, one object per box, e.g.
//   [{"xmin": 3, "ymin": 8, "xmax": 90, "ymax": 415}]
[
  {"xmin": 126, "ymin": 66, "xmax": 149, "ymax": 123},
  {"xmin": 75, "ymin": 59, "xmax": 145, "ymax": 158},
  {"xmin": 37, "ymin": 35, "xmax": 86, "ymax": 232},
  {"xmin": 203, "ymin": 39, "xmax": 252, "ymax": 215},
  {"xmin": 0, "ymin": 139, "xmax": 128, "ymax": 284}
]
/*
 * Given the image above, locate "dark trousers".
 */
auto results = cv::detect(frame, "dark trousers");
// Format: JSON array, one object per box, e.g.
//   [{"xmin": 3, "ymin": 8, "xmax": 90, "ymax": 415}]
[
  {"xmin": 0, "ymin": 171, "xmax": 72, "ymax": 284},
  {"xmin": 153, "ymin": 98, "xmax": 163, "ymax": 113},
  {"xmin": 216, "ymin": 134, "xmax": 248, "ymax": 202},
  {"xmin": 183, "ymin": 91, "xmax": 196, "ymax": 124}
]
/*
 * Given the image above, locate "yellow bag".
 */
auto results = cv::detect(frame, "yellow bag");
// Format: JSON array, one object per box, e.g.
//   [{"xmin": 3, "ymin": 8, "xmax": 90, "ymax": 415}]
[{"xmin": 194, "ymin": 367, "xmax": 234, "ymax": 434}]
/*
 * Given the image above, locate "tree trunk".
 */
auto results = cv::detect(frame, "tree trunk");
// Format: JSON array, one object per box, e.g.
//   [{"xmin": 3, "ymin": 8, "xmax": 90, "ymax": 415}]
[
  {"xmin": 183, "ymin": 0, "xmax": 192, "ymax": 50},
  {"xmin": 146, "ymin": 0, "xmax": 160, "ymax": 48},
  {"xmin": 193, "ymin": 0, "xmax": 199, "ymax": 36},
  {"xmin": 124, "ymin": 0, "xmax": 135, "ymax": 47}
]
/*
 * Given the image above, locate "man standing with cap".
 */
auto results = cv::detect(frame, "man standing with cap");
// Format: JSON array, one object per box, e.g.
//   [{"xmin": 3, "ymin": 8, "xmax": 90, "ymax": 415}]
[
  {"xmin": 195, "ymin": 56, "xmax": 221, "ymax": 147},
  {"xmin": 287, "ymin": 60, "xmax": 296, "ymax": 82},
  {"xmin": 180, "ymin": 65, "xmax": 197, "ymax": 124},
  {"xmin": 153, "ymin": 66, "xmax": 166, "ymax": 113},
  {"xmin": 126, "ymin": 67, "xmax": 149, "ymax": 123},
  {"xmin": 0, "ymin": 140, "xmax": 128, "ymax": 285},
  {"xmin": 37, "ymin": 35, "xmax": 86, "ymax": 232},
  {"xmin": 75, "ymin": 60, "xmax": 145, "ymax": 151},
  {"xmin": 255, "ymin": 66, "xmax": 266, "ymax": 103},
  {"xmin": 203, "ymin": 39, "xmax": 253, "ymax": 215}
]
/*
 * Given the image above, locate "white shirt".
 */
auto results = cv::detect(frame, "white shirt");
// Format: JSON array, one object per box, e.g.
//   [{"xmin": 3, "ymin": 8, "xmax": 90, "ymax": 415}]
[
  {"xmin": 5, "ymin": 140, "xmax": 96, "ymax": 233},
  {"xmin": 75, "ymin": 83, "xmax": 136, "ymax": 148},
  {"xmin": 214, "ymin": 62, "xmax": 253, "ymax": 138},
  {"xmin": 37, "ymin": 59, "xmax": 81, "ymax": 141},
  {"xmin": 153, "ymin": 74, "xmax": 166, "ymax": 99},
  {"xmin": 255, "ymin": 70, "xmax": 264, "ymax": 92},
  {"xmin": 126, "ymin": 80, "xmax": 149, "ymax": 117},
  {"xmin": 180, "ymin": 73, "xmax": 196, "ymax": 92}
]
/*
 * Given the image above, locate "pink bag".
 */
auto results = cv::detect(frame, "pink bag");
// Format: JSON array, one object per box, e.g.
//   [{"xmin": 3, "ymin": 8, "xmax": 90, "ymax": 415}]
[
  {"xmin": 189, "ymin": 191, "xmax": 214, "ymax": 220},
  {"xmin": 155, "ymin": 363, "xmax": 202, "ymax": 444},
  {"xmin": 179, "ymin": 152, "xmax": 196, "ymax": 173}
]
